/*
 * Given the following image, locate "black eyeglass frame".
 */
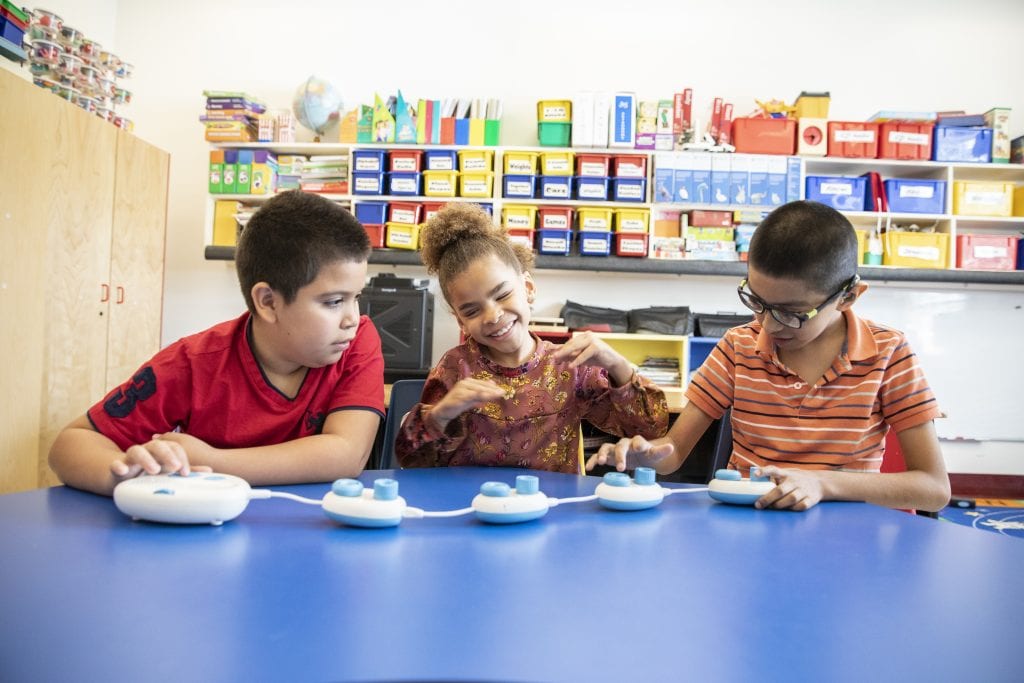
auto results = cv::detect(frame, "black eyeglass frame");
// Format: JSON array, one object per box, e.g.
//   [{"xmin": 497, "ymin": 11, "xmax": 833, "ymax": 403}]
[{"xmin": 737, "ymin": 274, "xmax": 861, "ymax": 329}]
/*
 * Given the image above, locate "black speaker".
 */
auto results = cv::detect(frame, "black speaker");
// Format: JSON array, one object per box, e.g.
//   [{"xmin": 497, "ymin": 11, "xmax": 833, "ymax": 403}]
[{"xmin": 359, "ymin": 274, "xmax": 434, "ymax": 371}]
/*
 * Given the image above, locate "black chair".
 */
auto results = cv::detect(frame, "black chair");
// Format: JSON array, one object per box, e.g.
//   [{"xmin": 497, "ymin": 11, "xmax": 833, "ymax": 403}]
[
  {"xmin": 378, "ymin": 378, "xmax": 426, "ymax": 470},
  {"xmin": 704, "ymin": 408, "xmax": 733, "ymax": 483}
]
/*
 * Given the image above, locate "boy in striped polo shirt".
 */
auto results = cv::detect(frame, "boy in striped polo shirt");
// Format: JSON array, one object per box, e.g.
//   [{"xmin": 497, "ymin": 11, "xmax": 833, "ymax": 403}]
[{"xmin": 587, "ymin": 200, "xmax": 950, "ymax": 512}]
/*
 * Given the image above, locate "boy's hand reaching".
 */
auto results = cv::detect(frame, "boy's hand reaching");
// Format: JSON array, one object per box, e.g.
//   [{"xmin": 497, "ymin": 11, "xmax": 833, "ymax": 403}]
[
  {"xmin": 429, "ymin": 378, "xmax": 508, "ymax": 431},
  {"xmin": 586, "ymin": 436, "xmax": 675, "ymax": 472},
  {"xmin": 552, "ymin": 331, "xmax": 634, "ymax": 386},
  {"xmin": 752, "ymin": 466, "xmax": 825, "ymax": 511},
  {"xmin": 110, "ymin": 433, "xmax": 213, "ymax": 481}
]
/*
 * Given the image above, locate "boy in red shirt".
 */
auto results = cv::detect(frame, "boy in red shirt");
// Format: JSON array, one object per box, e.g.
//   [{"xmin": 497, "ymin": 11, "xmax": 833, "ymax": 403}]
[{"xmin": 49, "ymin": 191, "xmax": 385, "ymax": 495}]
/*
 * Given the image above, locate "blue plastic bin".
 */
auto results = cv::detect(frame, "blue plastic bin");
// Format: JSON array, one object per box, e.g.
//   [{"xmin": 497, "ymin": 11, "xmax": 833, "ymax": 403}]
[
  {"xmin": 354, "ymin": 201, "xmax": 388, "ymax": 224},
  {"xmin": 612, "ymin": 178, "xmax": 647, "ymax": 202},
  {"xmin": 883, "ymin": 179, "xmax": 946, "ymax": 214},
  {"xmin": 424, "ymin": 150, "xmax": 458, "ymax": 171},
  {"xmin": 503, "ymin": 174, "xmax": 537, "ymax": 198},
  {"xmin": 352, "ymin": 150, "xmax": 387, "ymax": 173},
  {"xmin": 387, "ymin": 172, "xmax": 422, "ymax": 196},
  {"xmin": 578, "ymin": 230, "xmax": 612, "ymax": 256},
  {"xmin": 538, "ymin": 175, "xmax": 573, "ymax": 200},
  {"xmin": 575, "ymin": 176, "xmax": 610, "ymax": 201},
  {"xmin": 932, "ymin": 126, "xmax": 993, "ymax": 163},
  {"xmin": 352, "ymin": 171, "xmax": 385, "ymax": 195},
  {"xmin": 805, "ymin": 176, "xmax": 867, "ymax": 211},
  {"xmin": 537, "ymin": 229, "xmax": 571, "ymax": 255}
]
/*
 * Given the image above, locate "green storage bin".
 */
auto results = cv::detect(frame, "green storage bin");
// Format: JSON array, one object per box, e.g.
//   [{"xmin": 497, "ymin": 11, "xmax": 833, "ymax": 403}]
[{"xmin": 537, "ymin": 122, "xmax": 571, "ymax": 147}]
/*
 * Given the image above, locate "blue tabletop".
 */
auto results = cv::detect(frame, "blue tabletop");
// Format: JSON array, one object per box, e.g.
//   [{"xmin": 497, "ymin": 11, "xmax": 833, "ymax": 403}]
[{"xmin": 0, "ymin": 467, "xmax": 1021, "ymax": 682}]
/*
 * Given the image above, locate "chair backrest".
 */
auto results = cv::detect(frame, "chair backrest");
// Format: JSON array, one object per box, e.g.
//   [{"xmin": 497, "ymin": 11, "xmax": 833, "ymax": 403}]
[
  {"xmin": 705, "ymin": 408, "xmax": 733, "ymax": 484},
  {"xmin": 379, "ymin": 378, "xmax": 427, "ymax": 470}
]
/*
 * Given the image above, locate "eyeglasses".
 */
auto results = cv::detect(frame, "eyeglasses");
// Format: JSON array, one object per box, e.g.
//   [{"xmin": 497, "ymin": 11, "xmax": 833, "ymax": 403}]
[{"xmin": 737, "ymin": 275, "xmax": 860, "ymax": 329}]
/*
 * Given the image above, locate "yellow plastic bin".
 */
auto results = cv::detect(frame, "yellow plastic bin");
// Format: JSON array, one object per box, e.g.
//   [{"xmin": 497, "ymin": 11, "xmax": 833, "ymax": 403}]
[
  {"xmin": 952, "ymin": 181, "xmax": 1013, "ymax": 217},
  {"xmin": 883, "ymin": 231, "xmax": 949, "ymax": 269},
  {"xmin": 577, "ymin": 206, "xmax": 615, "ymax": 231},
  {"xmin": 503, "ymin": 151, "xmax": 539, "ymax": 175},
  {"xmin": 457, "ymin": 150, "xmax": 494, "ymax": 173},
  {"xmin": 614, "ymin": 208, "xmax": 651, "ymax": 232},
  {"xmin": 537, "ymin": 100, "xmax": 572, "ymax": 122},
  {"xmin": 502, "ymin": 205, "xmax": 538, "ymax": 229},
  {"xmin": 459, "ymin": 171, "xmax": 494, "ymax": 198},
  {"xmin": 385, "ymin": 222, "xmax": 421, "ymax": 250},
  {"xmin": 540, "ymin": 151, "xmax": 575, "ymax": 176},
  {"xmin": 422, "ymin": 170, "xmax": 458, "ymax": 198}
]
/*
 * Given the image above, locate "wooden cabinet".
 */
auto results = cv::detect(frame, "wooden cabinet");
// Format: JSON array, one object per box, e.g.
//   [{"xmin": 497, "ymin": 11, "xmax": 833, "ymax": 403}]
[{"xmin": 0, "ymin": 69, "xmax": 169, "ymax": 493}]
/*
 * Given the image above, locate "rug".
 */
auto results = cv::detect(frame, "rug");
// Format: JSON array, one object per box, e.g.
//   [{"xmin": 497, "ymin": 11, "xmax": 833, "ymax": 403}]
[{"xmin": 938, "ymin": 499, "xmax": 1024, "ymax": 539}]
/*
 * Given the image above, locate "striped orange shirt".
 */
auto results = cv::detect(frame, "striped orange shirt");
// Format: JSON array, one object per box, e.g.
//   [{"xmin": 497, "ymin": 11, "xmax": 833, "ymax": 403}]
[{"xmin": 685, "ymin": 309, "xmax": 942, "ymax": 473}]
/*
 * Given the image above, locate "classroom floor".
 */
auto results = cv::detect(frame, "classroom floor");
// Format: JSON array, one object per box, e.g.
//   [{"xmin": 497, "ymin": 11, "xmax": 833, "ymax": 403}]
[{"xmin": 938, "ymin": 500, "xmax": 1024, "ymax": 539}]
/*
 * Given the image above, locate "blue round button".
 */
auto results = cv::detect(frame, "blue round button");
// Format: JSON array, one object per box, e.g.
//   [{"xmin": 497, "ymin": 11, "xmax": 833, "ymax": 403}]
[
  {"xmin": 603, "ymin": 472, "xmax": 630, "ymax": 487},
  {"xmin": 332, "ymin": 479, "xmax": 364, "ymax": 497},
  {"xmin": 715, "ymin": 469, "xmax": 741, "ymax": 481},
  {"xmin": 373, "ymin": 478, "xmax": 399, "ymax": 501},
  {"xmin": 480, "ymin": 481, "xmax": 511, "ymax": 497},
  {"xmin": 515, "ymin": 475, "xmax": 539, "ymax": 495},
  {"xmin": 634, "ymin": 467, "xmax": 656, "ymax": 486}
]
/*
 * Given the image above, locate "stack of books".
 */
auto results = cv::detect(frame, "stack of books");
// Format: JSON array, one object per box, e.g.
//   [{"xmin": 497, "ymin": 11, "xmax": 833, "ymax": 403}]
[
  {"xmin": 200, "ymin": 90, "xmax": 266, "ymax": 142},
  {"xmin": 298, "ymin": 155, "xmax": 348, "ymax": 195},
  {"xmin": 637, "ymin": 356, "xmax": 681, "ymax": 388},
  {"xmin": 276, "ymin": 155, "xmax": 305, "ymax": 192}
]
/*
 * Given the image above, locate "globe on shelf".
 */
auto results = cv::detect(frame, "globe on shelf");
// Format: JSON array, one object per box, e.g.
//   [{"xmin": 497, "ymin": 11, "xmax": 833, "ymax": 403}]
[{"xmin": 292, "ymin": 76, "xmax": 342, "ymax": 141}]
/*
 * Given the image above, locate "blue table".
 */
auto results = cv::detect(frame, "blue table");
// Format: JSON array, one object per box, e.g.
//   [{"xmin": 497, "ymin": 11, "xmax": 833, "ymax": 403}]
[{"xmin": 1, "ymin": 467, "xmax": 1021, "ymax": 682}]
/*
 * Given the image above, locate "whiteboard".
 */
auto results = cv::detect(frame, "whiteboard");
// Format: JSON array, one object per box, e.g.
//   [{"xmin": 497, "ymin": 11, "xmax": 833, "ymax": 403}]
[{"xmin": 851, "ymin": 284, "xmax": 1024, "ymax": 442}]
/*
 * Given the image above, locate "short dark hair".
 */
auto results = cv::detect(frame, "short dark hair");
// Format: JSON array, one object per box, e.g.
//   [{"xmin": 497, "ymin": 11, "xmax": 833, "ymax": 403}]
[
  {"xmin": 749, "ymin": 200, "xmax": 858, "ymax": 294},
  {"xmin": 235, "ymin": 191, "xmax": 371, "ymax": 312}
]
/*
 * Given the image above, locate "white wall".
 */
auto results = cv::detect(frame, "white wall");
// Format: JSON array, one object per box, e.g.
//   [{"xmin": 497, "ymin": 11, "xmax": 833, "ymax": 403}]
[{"xmin": 25, "ymin": 0, "xmax": 1024, "ymax": 472}]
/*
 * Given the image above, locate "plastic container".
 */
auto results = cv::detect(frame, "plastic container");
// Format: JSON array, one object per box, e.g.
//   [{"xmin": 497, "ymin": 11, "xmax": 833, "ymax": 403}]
[
  {"xmin": 538, "ymin": 175, "xmax": 572, "ymax": 200},
  {"xmin": 537, "ymin": 206, "xmax": 574, "ymax": 230},
  {"xmin": 540, "ymin": 151, "xmax": 574, "ymax": 176},
  {"xmin": 422, "ymin": 201, "xmax": 447, "ymax": 222},
  {"xmin": 112, "ymin": 115, "xmax": 133, "ymax": 132},
  {"xmin": 956, "ymin": 234, "xmax": 1018, "ymax": 270},
  {"xmin": 933, "ymin": 126, "xmax": 993, "ymax": 163},
  {"xmin": 577, "ymin": 207, "xmax": 614, "ymax": 231},
  {"xmin": 424, "ymin": 150, "xmax": 457, "ymax": 171},
  {"xmin": 57, "ymin": 24, "xmax": 81, "ymax": 47},
  {"xmin": 612, "ymin": 178, "xmax": 646, "ymax": 202},
  {"xmin": 537, "ymin": 122, "xmax": 571, "ymax": 147},
  {"xmin": 96, "ymin": 77, "xmax": 116, "ymax": 100},
  {"xmin": 115, "ymin": 62, "xmax": 134, "ymax": 79},
  {"xmin": 615, "ymin": 208, "xmax": 650, "ymax": 232},
  {"xmin": 385, "ymin": 222, "xmax": 420, "ymax": 250},
  {"xmin": 615, "ymin": 232, "xmax": 649, "ymax": 257},
  {"xmin": 388, "ymin": 201, "xmax": 423, "ymax": 225},
  {"xmin": 363, "ymin": 224, "xmax": 386, "ymax": 248},
  {"xmin": 352, "ymin": 171, "xmax": 385, "ymax": 195},
  {"xmin": 574, "ymin": 176, "xmax": 609, "ymax": 201},
  {"xmin": 388, "ymin": 149, "xmax": 424, "ymax": 173},
  {"xmin": 422, "ymin": 170, "xmax": 458, "ymax": 197},
  {"xmin": 878, "ymin": 122, "xmax": 934, "ymax": 160},
  {"xmin": 506, "ymin": 228, "xmax": 535, "ymax": 250},
  {"xmin": 537, "ymin": 228, "xmax": 572, "ymax": 255},
  {"xmin": 883, "ymin": 179, "xmax": 946, "ymax": 214},
  {"xmin": 502, "ymin": 174, "xmax": 536, "ymax": 199},
  {"xmin": 883, "ymin": 231, "xmax": 949, "ymax": 269},
  {"xmin": 501, "ymin": 205, "xmax": 538, "ymax": 229},
  {"xmin": 459, "ymin": 171, "xmax": 494, "ymax": 198},
  {"xmin": 31, "ymin": 7, "xmax": 63, "ymax": 30},
  {"xmin": 612, "ymin": 155, "xmax": 647, "ymax": 178},
  {"xmin": 827, "ymin": 121, "xmax": 879, "ymax": 158},
  {"xmin": 952, "ymin": 181, "xmax": 1013, "ymax": 217},
  {"xmin": 75, "ymin": 94, "xmax": 97, "ymax": 113},
  {"xmin": 576, "ymin": 153, "xmax": 610, "ymax": 177},
  {"xmin": 503, "ymin": 151, "xmax": 539, "ymax": 175},
  {"xmin": 354, "ymin": 201, "xmax": 388, "ymax": 225},
  {"xmin": 76, "ymin": 38, "xmax": 101, "ymax": 61},
  {"xmin": 30, "ymin": 38, "xmax": 63, "ymax": 65},
  {"xmin": 537, "ymin": 100, "xmax": 572, "ymax": 122},
  {"xmin": 94, "ymin": 107, "xmax": 114, "ymax": 122},
  {"xmin": 352, "ymin": 150, "xmax": 387, "ymax": 173},
  {"xmin": 578, "ymin": 230, "xmax": 612, "ymax": 256},
  {"xmin": 387, "ymin": 172, "xmax": 422, "ymax": 196},
  {"xmin": 731, "ymin": 118, "xmax": 797, "ymax": 155},
  {"xmin": 457, "ymin": 150, "xmax": 494, "ymax": 173},
  {"xmin": 805, "ymin": 176, "xmax": 867, "ymax": 211}
]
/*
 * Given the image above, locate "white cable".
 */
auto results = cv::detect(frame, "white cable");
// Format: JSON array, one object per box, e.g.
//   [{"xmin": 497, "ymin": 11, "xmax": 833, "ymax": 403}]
[
  {"xmin": 406, "ymin": 506, "xmax": 475, "ymax": 518},
  {"xmin": 663, "ymin": 487, "xmax": 709, "ymax": 495},
  {"xmin": 256, "ymin": 490, "xmax": 323, "ymax": 506},
  {"xmin": 549, "ymin": 494, "xmax": 599, "ymax": 506}
]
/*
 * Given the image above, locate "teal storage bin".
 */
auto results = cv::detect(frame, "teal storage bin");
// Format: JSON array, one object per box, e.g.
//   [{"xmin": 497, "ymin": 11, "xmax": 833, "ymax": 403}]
[{"xmin": 538, "ymin": 122, "xmax": 571, "ymax": 147}]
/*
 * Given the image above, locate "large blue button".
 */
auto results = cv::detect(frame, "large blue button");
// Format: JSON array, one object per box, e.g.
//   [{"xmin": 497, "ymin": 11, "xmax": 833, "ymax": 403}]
[
  {"xmin": 715, "ymin": 469, "xmax": 741, "ymax": 481},
  {"xmin": 332, "ymin": 479, "xmax": 364, "ymax": 497},
  {"xmin": 373, "ymin": 479, "xmax": 399, "ymax": 501},
  {"xmin": 480, "ymin": 481, "xmax": 511, "ymax": 497},
  {"xmin": 603, "ymin": 472, "xmax": 630, "ymax": 487},
  {"xmin": 515, "ymin": 475, "xmax": 539, "ymax": 495},
  {"xmin": 634, "ymin": 467, "xmax": 656, "ymax": 486},
  {"xmin": 751, "ymin": 469, "xmax": 770, "ymax": 483}
]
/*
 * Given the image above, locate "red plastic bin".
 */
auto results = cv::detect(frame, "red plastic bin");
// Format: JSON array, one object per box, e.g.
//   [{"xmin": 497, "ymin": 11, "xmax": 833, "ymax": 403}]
[
  {"xmin": 956, "ymin": 234, "xmax": 1018, "ymax": 271},
  {"xmin": 537, "ymin": 206, "xmax": 574, "ymax": 230},
  {"xmin": 388, "ymin": 201, "xmax": 423, "ymax": 225},
  {"xmin": 422, "ymin": 201, "xmax": 448, "ymax": 222},
  {"xmin": 612, "ymin": 155, "xmax": 647, "ymax": 178},
  {"xmin": 827, "ymin": 122, "xmax": 879, "ymax": 158},
  {"xmin": 732, "ymin": 118, "xmax": 797, "ymax": 155},
  {"xmin": 878, "ymin": 122, "xmax": 934, "ymax": 160},
  {"xmin": 388, "ymin": 150, "xmax": 424, "ymax": 173},
  {"xmin": 363, "ymin": 224, "xmax": 385, "ymax": 248},
  {"xmin": 575, "ymin": 153, "xmax": 610, "ymax": 177},
  {"xmin": 614, "ymin": 232, "xmax": 649, "ymax": 257}
]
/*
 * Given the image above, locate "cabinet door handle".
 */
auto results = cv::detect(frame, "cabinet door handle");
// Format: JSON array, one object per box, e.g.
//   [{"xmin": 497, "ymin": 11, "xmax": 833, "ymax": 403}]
[
  {"xmin": 116, "ymin": 286, "xmax": 125, "ymax": 304},
  {"xmin": 101, "ymin": 284, "xmax": 110, "ymax": 302}
]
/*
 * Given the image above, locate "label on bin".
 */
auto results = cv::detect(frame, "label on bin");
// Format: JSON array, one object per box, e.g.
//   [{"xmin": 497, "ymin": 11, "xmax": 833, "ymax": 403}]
[
  {"xmin": 505, "ymin": 215, "xmax": 531, "ymax": 228},
  {"xmin": 580, "ymin": 161, "xmax": 607, "ymax": 176},
  {"xmin": 389, "ymin": 230, "xmax": 413, "ymax": 246},
  {"xmin": 973, "ymin": 246, "xmax": 1008, "ymax": 259},
  {"xmin": 964, "ymin": 191, "xmax": 1005, "ymax": 205},
  {"xmin": 428, "ymin": 157, "xmax": 454, "ymax": 171},
  {"xmin": 835, "ymin": 130, "xmax": 876, "ymax": 143},
  {"xmin": 355, "ymin": 176, "xmax": 381, "ymax": 192},
  {"xmin": 463, "ymin": 180, "xmax": 487, "ymax": 195},
  {"xmin": 509, "ymin": 234, "xmax": 532, "ymax": 248},
  {"xmin": 427, "ymin": 179, "xmax": 454, "ymax": 194},
  {"xmin": 888, "ymin": 131, "xmax": 929, "ymax": 146},
  {"xmin": 507, "ymin": 159, "xmax": 534, "ymax": 174},
  {"xmin": 616, "ymin": 183, "xmax": 643, "ymax": 200},
  {"xmin": 619, "ymin": 237, "xmax": 646, "ymax": 253},
  {"xmin": 391, "ymin": 178, "xmax": 418, "ymax": 193},
  {"xmin": 506, "ymin": 181, "xmax": 532, "ymax": 196},
  {"xmin": 577, "ymin": 184, "xmax": 606, "ymax": 199},
  {"xmin": 542, "ymin": 182, "xmax": 570, "ymax": 198},
  {"xmin": 391, "ymin": 208, "xmax": 416, "ymax": 223},
  {"xmin": 542, "ymin": 236, "xmax": 569, "ymax": 251},
  {"xmin": 356, "ymin": 158, "xmax": 382, "ymax": 171},
  {"xmin": 582, "ymin": 238, "xmax": 607, "ymax": 252},
  {"xmin": 544, "ymin": 158, "xmax": 571, "ymax": 173},
  {"xmin": 897, "ymin": 245, "xmax": 939, "ymax": 261},
  {"xmin": 820, "ymin": 182, "xmax": 853, "ymax": 196},
  {"xmin": 581, "ymin": 217, "xmax": 610, "ymax": 230},
  {"xmin": 542, "ymin": 215, "xmax": 569, "ymax": 229},
  {"xmin": 392, "ymin": 158, "xmax": 418, "ymax": 172},
  {"xmin": 542, "ymin": 105, "xmax": 568, "ymax": 120},
  {"xmin": 899, "ymin": 185, "xmax": 934, "ymax": 199},
  {"xmin": 462, "ymin": 158, "xmax": 489, "ymax": 171},
  {"xmin": 620, "ymin": 218, "xmax": 645, "ymax": 230}
]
